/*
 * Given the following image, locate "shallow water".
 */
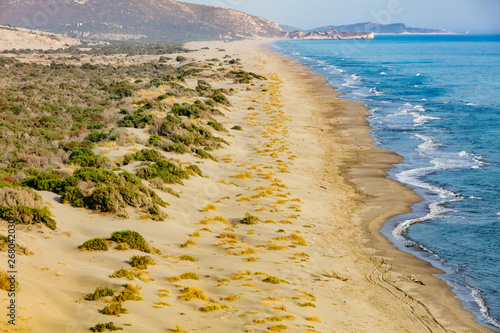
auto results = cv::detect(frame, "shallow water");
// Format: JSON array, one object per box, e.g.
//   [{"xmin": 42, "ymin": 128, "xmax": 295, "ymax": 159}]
[{"xmin": 273, "ymin": 35, "xmax": 500, "ymax": 331}]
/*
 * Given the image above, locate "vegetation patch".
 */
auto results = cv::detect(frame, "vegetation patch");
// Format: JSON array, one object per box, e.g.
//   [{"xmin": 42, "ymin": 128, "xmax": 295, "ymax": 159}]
[
  {"xmin": 79, "ymin": 238, "xmax": 109, "ymax": 251},
  {"xmin": 102, "ymin": 302, "xmax": 128, "ymax": 316},
  {"xmin": 86, "ymin": 287, "xmax": 116, "ymax": 301},
  {"xmin": 179, "ymin": 286, "xmax": 208, "ymax": 301},
  {"xmin": 111, "ymin": 230, "xmax": 150, "ymax": 253},
  {"xmin": 90, "ymin": 322, "xmax": 123, "ymax": 332},
  {"xmin": 240, "ymin": 213, "xmax": 260, "ymax": 225},
  {"xmin": 24, "ymin": 168, "xmax": 167, "ymax": 220},
  {"xmin": 199, "ymin": 303, "xmax": 230, "ymax": 312},
  {"xmin": 129, "ymin": 255, "xmax": 156, "ymax": 270}
]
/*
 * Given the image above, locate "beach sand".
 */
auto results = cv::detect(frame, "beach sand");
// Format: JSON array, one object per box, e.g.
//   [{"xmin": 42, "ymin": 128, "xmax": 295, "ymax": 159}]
[{"xmin": 0, "ymin": 39, "xmax": 494, "ymax": 332}]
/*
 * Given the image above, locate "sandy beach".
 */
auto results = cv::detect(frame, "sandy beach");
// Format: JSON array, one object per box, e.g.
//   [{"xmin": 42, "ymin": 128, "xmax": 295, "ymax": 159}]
[{"xmin": 0, "ymin": 39, "xmax": 495, "ymax": 332}]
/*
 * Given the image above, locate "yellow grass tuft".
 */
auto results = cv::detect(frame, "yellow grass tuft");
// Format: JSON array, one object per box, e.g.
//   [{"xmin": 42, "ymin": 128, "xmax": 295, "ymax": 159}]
[
  {"xmin": 237, "ymin": 195, "xmax": 251, "ymax": 202},
  {"xmin": 201, "ymin": 203, "xmax": 217, "ymax": 212},
  {"xmin": 224, "ymin": 294, "xmax": 241, "ymax": 302},
  {"xmin": 305, "ymin": 316, "xmax": 322, "ymax": 322},
  {"xmin": 267, "ymin": 242, "xmax": 289, "ymax": 251},
  {"xmin": 199, "ymin": 303, "xmax": 230, "ymax": 312},
  {"xmin": 199, "ymin": 216, "xmax": 228, "ymax": 225},
  {"xmin": 290, "ymin": 233, "xmax": 307, "ymax": 246},
  {"xmin": 180, "ymin": 239, "xmax": 196, "ymax": 248},
  {"xmin": 179, "ymin": 286, "xmax": 208, "ymax": 301},
  {"xmin": 233, "ymin": 171, "xmax": 253, "ymax": 179}
]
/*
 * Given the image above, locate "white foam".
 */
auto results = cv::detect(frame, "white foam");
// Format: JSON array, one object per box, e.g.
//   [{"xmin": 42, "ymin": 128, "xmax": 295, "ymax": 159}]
[
  {"xmin": 380, "ymin": 72, "xmax": 388, "ymax": 75},
  {"xmin": 466, "ymin": 102, "xmax": 477, "ymax": 106},
  {"xmin": 412, "ymin": 112, "xmax": 441, "ymax": 126},
  {"xmin": 393, "ymin": 201, "xmax": 458, "ymax": 237},
  {"xmin": 466, "ymin": 285, "xmax": 500, "ymax": 328},
  {"xmin": 416, "ymin": 73, "xmax": 421, "ymax": 76}
]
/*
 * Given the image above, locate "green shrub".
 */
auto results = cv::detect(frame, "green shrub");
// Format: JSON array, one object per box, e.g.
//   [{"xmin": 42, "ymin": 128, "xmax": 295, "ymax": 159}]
[
  {"xmin": 69, "ymin": 147, "xmax": 111, "ymax": 168},
  {"xmin": 136, "ymin": 159, "xmax": 189, "ymax": 185},
  {"xmin": 212, "ymin": 93, "xmax": 230, "ymax": 105},
  {"xmin": 59, "ymin": 186, "xmax": 85, "ymax": 207},
  {"xmin": 231, "ymin": 125, "xmax": 243, "ymax": 131},
  {"xmin": 207, "ymin": 121, "xmax": 227, "ymax": 132},
  {"xmin": 90, "ymin": 322, "xmax": 123, "ymax": 332},
  {"xmin": 194, "ymin": 149, "xmax": 217, "ymax": 162},
  {"xmin": 86, "ymin": 287, "xmax": 116, "ymax": 301},
  {"xmin": 111, "ymin": 231, "xmax": 150, "ymax": 253},
  {"xmin": 122, "ymin": 149, "xmax": 163, "ymax": 165},
  {"xmin": 0, "ymin": 205, "xmax": 56, "ymax": 230},
  {"xmin": 186, "ymin": 165, "xmax": 203, "ymax": 177},
  {"xmin": 79, "ymin": 238, "xmax": 109, "ymax": 251}
]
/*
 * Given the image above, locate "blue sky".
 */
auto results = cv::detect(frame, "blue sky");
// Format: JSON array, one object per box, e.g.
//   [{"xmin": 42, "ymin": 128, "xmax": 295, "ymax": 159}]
[{"xmin": 179, "ymin": 0, "xmax": 500, "ymax": 34}]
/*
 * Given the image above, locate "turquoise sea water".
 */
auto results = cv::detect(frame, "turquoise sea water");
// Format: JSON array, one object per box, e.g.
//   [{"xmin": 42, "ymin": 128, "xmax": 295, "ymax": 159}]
[{"xmin": 272, "ymin": 35, "xmax": 500, "ymax": 331}]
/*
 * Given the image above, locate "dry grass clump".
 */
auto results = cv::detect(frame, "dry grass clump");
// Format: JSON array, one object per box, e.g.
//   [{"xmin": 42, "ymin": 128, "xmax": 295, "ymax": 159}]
[
  {"xmin": 86, "ymin": 286, "xmax": 116, "ymax": 301},
  {"xmin": 179, "ymin": 272, "xmax": 200, "ymax": 280},
  {"xmin": 267, "ymin": 324, "xmax": 290, "ymax": 332},
  {"xmin": 180, "ymin": 238, "xmax": 196, "ymax": 248},
  {"xmin": 101, "ymin": 302, "xmax": 128, "ymax": 316},
  {"xmin": 172, "ymin": 325, "xmax": 188, "ymax": 333},
  {"xmin": 305, "ymin": 316, "xmax": 322, "ymax": 322},
  {"xmin": 179, "ymin": 286, "xmax": 208, "ymax": 301},
  {"xmin": 224, "ymin": 294, "xmax": 241, "ymax": 302},
  {"xmin": 110, "ymin": 268, "xmax": 148, "ymax": 282},
  {"xmin": 237, "ymin": 195, "xmax": 251, "ymax": 202},
  {"xmin": 201, "ymin": 203, "xmax": 217, "ymax": 212},
  {"xmin": 0, "ymin": 270, "xmax": 17, "ymax": 291},
  {"xmin": 231, "ymin": 270, "xmax": 252, "ymax": 280},
  {"xmin": 238, "ymin": 247, "xmax": 256, "ymax": 255},
  {"xmin": 241, "ymin": 212, "xmax": 260, "ymax": 225},
  {"xmin": 129, "ymin": 255, "xmax": 156, "ymax": 270},
  {"xmin": 179, "ymin": 255, "xmax": 196, "ymax": 262},
  {"xmin": 218, "ymin": 233, "xmax": 240, "ymax": 243},
  {"xmin": 89, "ymin": 322, "xmax": 123, "ymax": 332},
  {"xmin": 290, "ymin": 233, "xmax": 307, "ymax": 246},
  {"xmin": 199, "ymin": 303, "xmax": 230, "ymax": 312},
  {"xmin": 112, "ymin": 284, "xmax": 142, "ymax": 303},
  {"xmin": 267, "ymin": 242, "xmax": 289, "ymax": 251},
  {"xmin": 0, "ymin": 235, "xmax": 32, "ymax": 255},
  {"xmin": 262, "ymin": 276, "xmax": 289, "ymax": 284},
  {"xmin": 199, "ymin": 216, "xmax": 228, "ymax": 225},
  {"xmin": 298, "ymin": 302, "xmax": 317, "ymax": 308},
  {"xmin": 233, "ymin": 171, "xmax": 253, "ymax": 179}
]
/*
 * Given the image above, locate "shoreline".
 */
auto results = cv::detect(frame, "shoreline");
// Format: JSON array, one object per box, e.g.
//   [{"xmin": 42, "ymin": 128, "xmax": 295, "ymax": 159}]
[
  {"xmin": 0, "ymin": 37, "xmax": 495, "ymax": 332},
  {"xmin": 259, "ymin": 41, "xmax": 495, "ymax": 332}
]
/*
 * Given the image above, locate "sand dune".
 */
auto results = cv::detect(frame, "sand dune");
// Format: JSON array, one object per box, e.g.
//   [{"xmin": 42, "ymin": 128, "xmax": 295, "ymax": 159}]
[{"xmin": 0, "ymin": 39, "xmax": 493, "ymax": 332}]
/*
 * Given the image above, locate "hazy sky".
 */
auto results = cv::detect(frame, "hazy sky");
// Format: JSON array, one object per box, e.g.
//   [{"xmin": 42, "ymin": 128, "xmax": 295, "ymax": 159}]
[{"xmin": 179, "ymin": 0, "xmax": 500, "ymax": 34}]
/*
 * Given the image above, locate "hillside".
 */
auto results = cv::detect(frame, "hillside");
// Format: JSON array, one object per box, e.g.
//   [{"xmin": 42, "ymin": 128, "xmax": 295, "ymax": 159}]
[
  {"xmin": 308, "ymin": 22, "xmax": 452, "ymax": 34},
  {"xmin": 0, "ymin": 0, "xmax": 284, "ymax": 41},
  {"xmin": 0, "ymin": 25, "xmax": 82, "ymax": 51}
]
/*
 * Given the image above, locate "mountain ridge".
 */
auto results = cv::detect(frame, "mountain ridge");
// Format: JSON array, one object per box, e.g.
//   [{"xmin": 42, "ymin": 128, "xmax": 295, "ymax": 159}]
[
  {"xmin": 305, "ymin": 22, "xmax": 452, "ymax": 34},
  {"xmin": 0, "ymin": 0, "xmax": 284, "ymax": 41}
]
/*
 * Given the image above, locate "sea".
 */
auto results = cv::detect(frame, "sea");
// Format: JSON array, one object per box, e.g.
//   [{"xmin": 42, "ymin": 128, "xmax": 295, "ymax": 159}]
[{"xmin": 272, "ymin": 35, "xmax": 500, "ymax": 331}]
